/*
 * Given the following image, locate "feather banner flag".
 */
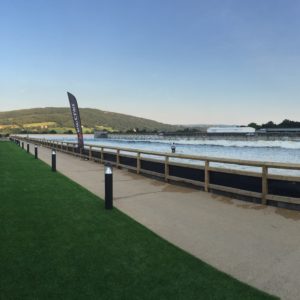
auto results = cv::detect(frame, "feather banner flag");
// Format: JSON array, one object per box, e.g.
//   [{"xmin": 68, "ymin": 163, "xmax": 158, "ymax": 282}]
[{"xmin": 67, "ymin": 92, "xmax": 84, "ymax": 150}]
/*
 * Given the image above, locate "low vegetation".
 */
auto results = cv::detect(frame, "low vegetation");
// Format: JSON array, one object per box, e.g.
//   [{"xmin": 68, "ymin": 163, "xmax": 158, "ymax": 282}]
[{"xmin": 0, "ymin": 142, "xmax": 277, "ymax": 299}]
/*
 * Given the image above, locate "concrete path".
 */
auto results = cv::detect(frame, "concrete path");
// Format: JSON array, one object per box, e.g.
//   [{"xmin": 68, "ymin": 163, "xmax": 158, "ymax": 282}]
[{"xmin": 26, "ymin": 142, "xmax": 300, "ymax": 300}]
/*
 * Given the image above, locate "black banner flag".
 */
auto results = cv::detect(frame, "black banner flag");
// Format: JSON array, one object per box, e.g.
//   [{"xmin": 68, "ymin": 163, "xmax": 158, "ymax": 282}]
[{"xmin": 67, "ymin": 92, "xmax": 84, "ymax": 149}]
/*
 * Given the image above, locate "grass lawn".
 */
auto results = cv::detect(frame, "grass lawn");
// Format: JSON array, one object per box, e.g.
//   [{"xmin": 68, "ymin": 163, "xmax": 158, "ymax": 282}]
[{"xmin": 0, "ymin": 142, "xmax": 277, "ymax": 299}]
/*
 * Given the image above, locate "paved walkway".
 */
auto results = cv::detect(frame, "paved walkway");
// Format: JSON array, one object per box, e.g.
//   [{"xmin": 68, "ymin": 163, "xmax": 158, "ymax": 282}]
[{"xmin": 27, "ymin": 142, "xmax": 300, "ymax": 300}]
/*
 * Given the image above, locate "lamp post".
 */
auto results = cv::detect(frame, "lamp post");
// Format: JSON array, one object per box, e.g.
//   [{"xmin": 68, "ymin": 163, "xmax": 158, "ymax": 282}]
[
  {"xmin": 52, "ymin": 149, "xmax": 56, "ymax": 172},
  {"xmin": 34, "ymin": 145, "xmax": 38, "ymax": 159},
  {"xmin": 105, "ymin": 164, "xmax": 113, "ymax": 209}
]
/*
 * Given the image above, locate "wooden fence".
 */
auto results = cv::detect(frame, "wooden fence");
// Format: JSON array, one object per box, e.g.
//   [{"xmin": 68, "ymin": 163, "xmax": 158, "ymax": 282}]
[{"xmin": 13, "ymin": 136, "xmax": 300, "ymax": 209}]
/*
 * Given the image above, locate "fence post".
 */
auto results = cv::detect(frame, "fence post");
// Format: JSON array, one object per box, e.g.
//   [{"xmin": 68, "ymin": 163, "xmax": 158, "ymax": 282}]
[
  {"xmin": 165, "ymin": 156, "xmax": 169, "ymax": 182},
  {"xmin": 137, "ymin": 152, "xmax": 141, "ymax": 174},
  {"xmin": 116, "ymin": 149, "xmax": 120, "ymax": 168},
  {"xmin": 262, "ymin": 166, "xmax": 268, "ymax": 205},
  {"xmin": 205, "ymin": 160, "xmax": 210, "ymax": 192},
  {"xmin": 89, "ymin": 146, "xmax": 92, "ymax": 160},
  {"xmin": 101, "ymin": 147, "xmax": 104, "ymax": 164}
]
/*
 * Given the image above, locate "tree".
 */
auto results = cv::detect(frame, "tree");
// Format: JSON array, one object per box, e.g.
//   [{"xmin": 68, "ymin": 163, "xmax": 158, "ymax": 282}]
[
  {"xmin": 279, "ymin": 119, "xmax": 300, "ymax": 128},
  {"xmin": 248, "ymin": 122, "xmax": 260, "ymax": 130},
  {"xmin": 64, "ymin": 130, "xmax": 74, "ymax": 134},
  {"xmin": 261, "ymin": 121, "xmax": 276, "ymax": 129}
]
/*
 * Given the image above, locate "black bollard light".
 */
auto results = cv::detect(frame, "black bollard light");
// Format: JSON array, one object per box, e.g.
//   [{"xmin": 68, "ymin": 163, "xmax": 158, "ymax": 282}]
[
  {"xmin": 34, "ymin": 145, "xmax": 38, "ymax": 159},
  {"xmin": 27, "ymin": 143, "xmax": 30, "ymax": 153},
  {"xmin": 52, "ymin": 149, "xmax": 56, "ymax": 172},
  {"xmin": 22, "ymin": 142, "xmax": 24, "ymax": 149},
  {"xmin": 105, "ymin": 164, "xmax": 113, "ymax": 209}
]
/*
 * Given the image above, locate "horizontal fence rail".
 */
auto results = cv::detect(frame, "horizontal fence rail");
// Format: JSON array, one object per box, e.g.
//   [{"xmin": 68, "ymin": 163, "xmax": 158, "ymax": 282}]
[{"xmin": 12, "ymin": 136, "xmax": 300, "ymax": 209}]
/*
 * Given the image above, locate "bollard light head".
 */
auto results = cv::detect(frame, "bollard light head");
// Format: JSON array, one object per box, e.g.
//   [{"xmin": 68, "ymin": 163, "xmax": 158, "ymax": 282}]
[
  {"xmin": 52, "ymin": 149, "xmax": 56, "ymax": 155},
  {"xmin": 105, "ymin": 164, "xmax": 112, "ymax": 175},
  {"xmin": 35, "ymin": 144, "xmax": 38, "ymax": 149}
]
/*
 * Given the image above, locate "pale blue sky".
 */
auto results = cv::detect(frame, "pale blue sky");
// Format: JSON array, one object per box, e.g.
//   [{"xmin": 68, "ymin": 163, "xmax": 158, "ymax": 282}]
[{"xmin": 0, "ymin": 0, "xmax": 299, "ymax": 124}]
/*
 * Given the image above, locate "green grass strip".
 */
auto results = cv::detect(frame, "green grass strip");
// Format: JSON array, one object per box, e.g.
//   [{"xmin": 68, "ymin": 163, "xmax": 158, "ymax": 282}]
[{"xmin": 0, "ymin": 142, "xmax": 277, "ymax": 299}]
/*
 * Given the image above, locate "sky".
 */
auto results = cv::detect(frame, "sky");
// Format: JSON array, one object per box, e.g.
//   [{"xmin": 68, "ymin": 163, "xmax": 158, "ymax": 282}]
[{"xmin": 0, "ymin": 0, "xmax": 300, "ymax": 125}]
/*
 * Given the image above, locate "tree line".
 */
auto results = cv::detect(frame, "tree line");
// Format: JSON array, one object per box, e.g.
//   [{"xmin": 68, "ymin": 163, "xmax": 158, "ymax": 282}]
[{"xmin": 248, "ymin": 119, "xmax": 300, "ymax": 130}]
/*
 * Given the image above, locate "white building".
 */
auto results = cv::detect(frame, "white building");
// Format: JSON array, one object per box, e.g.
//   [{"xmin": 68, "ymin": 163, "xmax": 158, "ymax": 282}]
[{"xmin": 207, "ymin": 127, "xmax": 255, "ymax": 134}]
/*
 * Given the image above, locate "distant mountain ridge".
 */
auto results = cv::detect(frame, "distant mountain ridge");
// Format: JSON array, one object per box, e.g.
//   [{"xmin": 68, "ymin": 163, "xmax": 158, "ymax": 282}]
[{"xmin": 0, "ymin": 107, "xmax": 178, "ymax": 133}]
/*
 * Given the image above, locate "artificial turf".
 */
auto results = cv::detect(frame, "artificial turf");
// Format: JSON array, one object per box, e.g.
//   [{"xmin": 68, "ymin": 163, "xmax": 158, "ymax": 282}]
[{"xmin": 0, "ymin": 142, "xmax": 277, "ymax": 300}]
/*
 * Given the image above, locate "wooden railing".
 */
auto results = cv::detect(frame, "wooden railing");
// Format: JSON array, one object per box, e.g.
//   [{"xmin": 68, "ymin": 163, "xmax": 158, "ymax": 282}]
[{"xmin": 13, "ymin": 136, "xmax": 300, "ymax": 208}]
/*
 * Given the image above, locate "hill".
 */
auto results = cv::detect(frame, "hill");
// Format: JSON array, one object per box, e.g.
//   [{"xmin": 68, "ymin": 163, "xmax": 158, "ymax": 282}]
[{"xmin": 0, "ymin": 107, "xmax": 178, "ymax": 133}]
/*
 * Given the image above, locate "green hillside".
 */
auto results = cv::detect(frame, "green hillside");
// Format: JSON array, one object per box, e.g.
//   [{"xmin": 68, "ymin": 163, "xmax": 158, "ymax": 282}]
[{"xmin": 0, "ymin": 107, "xmax": 178, "ymax": 133}]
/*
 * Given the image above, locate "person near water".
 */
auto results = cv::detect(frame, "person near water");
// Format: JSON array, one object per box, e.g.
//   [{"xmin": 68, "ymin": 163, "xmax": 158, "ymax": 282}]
[{"xmin": 171, "ymin": 143, "xmax": 176, "ymax": 153}]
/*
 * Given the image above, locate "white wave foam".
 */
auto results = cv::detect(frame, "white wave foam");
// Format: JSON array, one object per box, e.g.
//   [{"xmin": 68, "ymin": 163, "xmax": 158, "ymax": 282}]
[
  {"xmin": 166, "ymin": 139, "xmax": 300, "ymax": 149},
  {"xmin": 22, "ymin": 134, "xmax": 300, "ymax": 149},
  {"xmin": 95, "ymin": 138, "xmax": 300, "ymax": 149}
]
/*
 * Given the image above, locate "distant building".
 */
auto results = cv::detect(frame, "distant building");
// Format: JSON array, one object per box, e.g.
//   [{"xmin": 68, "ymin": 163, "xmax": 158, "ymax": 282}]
[
  {"xmin": 207, "ymin": 127, "xmax": 255, "ymax": 134},
  {"xmin": 94, "ymin": 130, "xmax": 108, "ymax": 138}
]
